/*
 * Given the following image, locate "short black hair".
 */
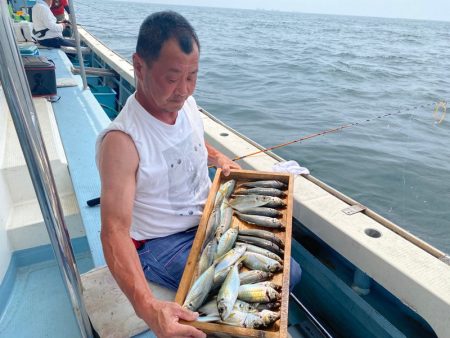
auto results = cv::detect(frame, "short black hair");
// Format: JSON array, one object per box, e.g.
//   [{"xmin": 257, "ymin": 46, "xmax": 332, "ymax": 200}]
[{"xmin": 136, "ymin": 11, "xmax": 200, "ymax": 65}]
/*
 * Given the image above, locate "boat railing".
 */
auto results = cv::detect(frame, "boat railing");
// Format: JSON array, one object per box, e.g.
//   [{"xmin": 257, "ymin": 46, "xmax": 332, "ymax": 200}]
[{"xmin": 0, "ymin": 2, "xmax": 93, "ymax": 337}]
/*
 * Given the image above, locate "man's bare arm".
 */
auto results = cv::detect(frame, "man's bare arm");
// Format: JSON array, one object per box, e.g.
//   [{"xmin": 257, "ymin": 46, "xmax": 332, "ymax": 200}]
[
  {"xmin": 98, "ymin": 131, "xmax": 205, "ymax": 338},
  {"xmin": 205, "ymin": 142, "xmax": 241, "ymax": 176}
]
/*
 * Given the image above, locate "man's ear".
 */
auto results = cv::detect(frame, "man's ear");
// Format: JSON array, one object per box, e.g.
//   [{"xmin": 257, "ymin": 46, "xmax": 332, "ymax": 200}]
[{"xmin": 132, "ymin": 53, "xmax": 143, "ymax": 81}]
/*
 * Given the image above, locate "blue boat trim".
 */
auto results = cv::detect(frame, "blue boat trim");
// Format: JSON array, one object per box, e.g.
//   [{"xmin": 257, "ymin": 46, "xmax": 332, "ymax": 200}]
[
  {"xmin": 0, "ymin": 236, "xmax": 91, "ymax": 318},
  {"xmin": 38, "ymin": 48, "xmax": 110, "ymax": 267}
]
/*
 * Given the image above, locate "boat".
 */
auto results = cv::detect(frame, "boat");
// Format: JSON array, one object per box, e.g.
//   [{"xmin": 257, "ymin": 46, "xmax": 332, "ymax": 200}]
[{"xmin": 1, "ymin": 2, "xmax": 450, "ymax": 337}]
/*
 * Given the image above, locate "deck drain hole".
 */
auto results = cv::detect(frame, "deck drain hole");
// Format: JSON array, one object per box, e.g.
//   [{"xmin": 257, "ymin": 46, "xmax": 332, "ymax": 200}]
[
  {"xmin": 365, "ymin": 228, "xmax": 381, "ymax": 238},
  {"xmin": 220, "ymin": 132, "xmax": 229, "ymax": 137}
]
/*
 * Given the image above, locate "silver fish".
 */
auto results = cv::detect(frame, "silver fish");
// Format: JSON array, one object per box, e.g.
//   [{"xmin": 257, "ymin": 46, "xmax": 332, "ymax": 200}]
[
  {"xmin": 215, "ymin": 200, "xmax": 233, "ymax": 239},
  {"xmin": 229, "ymin": 195, "xmax": 272, "ymax": 211},
  {"xmin": 214, "ymin": 180, "xmax": 236, "ymax": 207},
  {"xmin": 237, "ymin": 236, "xmax": 284, "ymax": 256},
  {"xmin": 202, "ymin": 208, "xmax": 220, "ymax": 249},
  {"xmin": 213, "ymin": 265, "xmax": 234, "ymax": 291},
  {"xmin": 237, "ymin": 206, "xmax": 282, "ymax": 218},
  {"xmin": 234, "ymin": 299, "xmax": 257, "ymax": 313},
  {"xmin": 197, "ymin": 314, "xmax": 221, "ymax": 323},
  {"xmin": 238, "ymin": 229, "xmax": 285, "ymax": 248},
  {"xmin": 183, "ymin": 264, "xmax": 216, "ymax": 311},
  {"xmin": 242, "ymin": 180, "xmax": 287, "ymax": 189},
  {"xmin": 198, "ymin": 239, "xmax": 217, "ymax": 275},
  {"xmin": 215, "ymin": 245, "xmax": 246, "ymax": 274},
  {"xmin": 220, "ymin": 309, "xmax": 265, "ymax": 329},
  {"xmin": 198, "ymin": 297, "xmax": 219, "ymax": 316},
  {"xmin": 236, "ymin": 243, "xmax": 283, "ymax": 264},
  {"xmin": 236, "ymin": 212, "xmax": 284, "ymax": 229},
  {"xmin": 217, "ymin": 260, "xmax": 241, "ymax": 320},
  {"xmin": 238, "ymin": 270, "xmax": 273, "ymax": 284},
  {"xmin": 253, "ymin": 302, "xmax": 281, "ymax": 311},
  {"xmin": 231, "ymin": 195, "xmax": 286, "ymax": 210},
  {"xmin": 238, "ymin": 284, "xmax": 281, "ymax": 303},
  {"xmin": 252, "ymin": 281, "xmax": 282, "ymax": 292},
  {"xmin": 235, "ymin": 187, "xmax": 285, "ymax": 197},
  {"xmin": 259, "ymin": 310, "xmax": 281, "ymax": 326},
  {"xmin": 216, "ymin": 228, "xmax": 238, "ymax": 259},
  {"xmin": 242, "ymin": 252, "xmax": 283, "ymax": 272}
]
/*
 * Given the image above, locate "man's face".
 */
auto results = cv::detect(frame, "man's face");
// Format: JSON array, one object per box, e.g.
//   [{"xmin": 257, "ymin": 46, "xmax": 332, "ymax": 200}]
[{"xmin": 134, "ymin": 38, "xmax": 199, "ymax": 115}]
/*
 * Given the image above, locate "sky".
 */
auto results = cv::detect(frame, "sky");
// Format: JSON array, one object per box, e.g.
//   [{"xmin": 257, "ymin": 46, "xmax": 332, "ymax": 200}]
[{"xmin": 131, "ymin": 0, "xmax": 450, "ymax": 22}]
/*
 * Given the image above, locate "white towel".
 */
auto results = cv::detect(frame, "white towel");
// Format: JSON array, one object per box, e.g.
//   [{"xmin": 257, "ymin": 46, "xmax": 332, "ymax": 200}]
[{"xmin": 272, "ymin": 160, "xmax": 310, "ymax": 175}]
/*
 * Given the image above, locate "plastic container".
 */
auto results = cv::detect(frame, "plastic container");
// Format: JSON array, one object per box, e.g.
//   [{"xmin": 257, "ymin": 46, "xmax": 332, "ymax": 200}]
[
  {"xmin": 19, "ymin": 45, "xmax": 39, "ymax": 56},
  {"xmin": 87, "ymin": 75, "xmax": 101, "ymax": 86},
  {"xmin": 90, "ymin": 85, "xmax": 117, "ymax": 119}
]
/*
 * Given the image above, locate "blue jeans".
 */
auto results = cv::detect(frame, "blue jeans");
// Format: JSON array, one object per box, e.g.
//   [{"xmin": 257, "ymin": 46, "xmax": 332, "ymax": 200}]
[
  {"xmin": 39, "ymin": 37, "xmax": 76, "ymax": 48},
  {"xmin": 138, "ymin": 227, "xmax": 302, "ymax": 292}
]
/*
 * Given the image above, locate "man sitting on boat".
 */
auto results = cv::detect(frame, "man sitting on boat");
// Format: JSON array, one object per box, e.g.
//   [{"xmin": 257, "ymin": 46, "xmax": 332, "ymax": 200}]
[
  {"xmin": 32, "ymin": 0, "xmax": 75, "ymax": 48},
  {"xmin": 96, "ymin": 11, "xmax": 301, "ymax": 338}
]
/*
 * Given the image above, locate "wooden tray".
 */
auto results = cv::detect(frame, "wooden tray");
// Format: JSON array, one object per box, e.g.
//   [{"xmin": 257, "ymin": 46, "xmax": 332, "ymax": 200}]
[{"xmin": 175, "ymin": 169, "xmax": 294, "ymax": 338}]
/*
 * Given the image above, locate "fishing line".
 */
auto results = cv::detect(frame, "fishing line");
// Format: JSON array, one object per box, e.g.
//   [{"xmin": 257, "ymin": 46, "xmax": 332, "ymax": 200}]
[{"xmin": 230, "ymin": 101, "xmax": 439, "ymax": 163}]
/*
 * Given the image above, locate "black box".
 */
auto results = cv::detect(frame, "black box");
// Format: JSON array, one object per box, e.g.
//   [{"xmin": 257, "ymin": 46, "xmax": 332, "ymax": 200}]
[{"xmin": 22, "ymin": 56, "xmax": 57, "ymax": 97}]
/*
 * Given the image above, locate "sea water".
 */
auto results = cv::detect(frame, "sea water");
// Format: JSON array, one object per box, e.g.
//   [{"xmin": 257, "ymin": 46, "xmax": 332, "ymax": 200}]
[{"xmin": 76, "ymin": 0, "xmax": 450, "ymax": 254}]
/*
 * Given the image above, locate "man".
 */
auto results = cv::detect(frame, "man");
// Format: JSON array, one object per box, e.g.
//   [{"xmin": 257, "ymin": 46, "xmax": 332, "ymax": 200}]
[
  {"xmin": 97, "ymin": 11, "xmax": 301, "ymax": 337},
  {"xmin": 32, "ymin": 0, "xmax": 75, "ymax": 48}
]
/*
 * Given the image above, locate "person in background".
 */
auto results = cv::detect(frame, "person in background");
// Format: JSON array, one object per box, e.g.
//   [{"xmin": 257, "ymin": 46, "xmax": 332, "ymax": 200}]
[
  {"xmin": 32, "ymin": 0, "xmax": 75, "ymax": 48},
  {"xmin": 50, "ymin": 0, "xmax": 70, "ymax": 22},
  {"xmin": 96, "ymin": 11, "xmax": 301, "ymax": 338}
]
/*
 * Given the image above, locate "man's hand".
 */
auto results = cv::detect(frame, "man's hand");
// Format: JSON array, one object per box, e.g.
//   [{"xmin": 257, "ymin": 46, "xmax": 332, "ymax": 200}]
[
  {"xmin": 205, "ymin": 142, "xmax": 241, "ymax": 176},
  {"xmin": 140, "ymin": 299, "xmax": 206, "ymax": 338},
  {"xmin": 215, "ymin": 152, "xmax": 241, "ymax": 176}
]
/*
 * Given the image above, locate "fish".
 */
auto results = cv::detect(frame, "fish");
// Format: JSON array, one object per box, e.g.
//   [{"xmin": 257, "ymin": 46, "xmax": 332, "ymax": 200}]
[
  {"xmin": 215, "ymin": 228, "xmax": 238, "ymax": 259},
  {"xmin": 242, "ymin": 252, "xmax": 283, "ymax": 272},
  {"xmin": 220, "ymin": 309, "xmax": 265, "ymax": 329},
  {"xmin": 230, "ymin": 195, "xmax": 286, "ymax": 211},
  {"xmin": 238, "ymin": 284, "xmax": 281, "ymax": 303},
  {"xmin": 217, "ymin": 259, "xmax": 242, "ymax": 320},
  {"xmin": 238, "ymin": 229, "xmax": 285, "ymax": 248},
  {"xmin": 214, "ymin": 200, "xmax": 233, "ymax": 239},
  {"xmin": 242, "ymin": 180, "xmax": 287, "ymax": 189},
  {"xmin": 238, "ymin": 270, "xmax": 273, "ymax": 285},
  {"xmin": 252, "ymin": 281, "xmax": 282, "ymax": 292},
  {"xmin": 259, "ymin": 310, "xmax": 281, "ymax": 326},
  {"xmin": 197, "ymin": 314, "xmax": 221, "ymax": 323},
  {"xmin": 235, "ymin": 212, "xmax": 284, "ymax": 229},
  {"xmin": 236, "ymin": 243, "xmax": 283, "ymax": 264},
  {"xmin": 228, "ymin": 195, "xmax": 272, "ymax": 211},
  {"xmin": 198, "ymin": 239, "xmax": 217, "ymax": 276},
  {"xmin": 235, "ymin": 187, "xmax": 285, "ymax": 197},
  {"xmin": 253, "ymin": 302, "xmax": 281, "ymax": 311},
  {"xmin": 234, "ymin": 299, "xmax": 257, "ymax": 313},
  {"xmin": 215, "ymin": 245, "xmax": 247, "ymax": 275},
  {"xmin": 237, "ymin": 206, "xmax": 282, "ymax": 218},
  {"xmin": 202, "ymin": 208, "xmax": 220, "ymax": 250},
  {"xmin": 214, "ymin": 180, "xmax": 236, "ymax": 207},
  {"xmin": 237, "ymin": 236, "xmax": 284, "ymax": 257},
  {"xmin": 183, "ymin": 264, "xmax": 216, "ymax": 311},
  {"xmin": 213, "ymin": 265, "xmax": 234, "ymax": 291},
  {"xmin": 198, "ymin": 297, "xmax": 219, "ymax": 316}
]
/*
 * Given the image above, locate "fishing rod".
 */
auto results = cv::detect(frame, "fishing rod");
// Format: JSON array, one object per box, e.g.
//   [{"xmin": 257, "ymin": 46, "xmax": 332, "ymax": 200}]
[{"xmin": 230, "ymin": 101, "xmax": 446, "ymax": 163}]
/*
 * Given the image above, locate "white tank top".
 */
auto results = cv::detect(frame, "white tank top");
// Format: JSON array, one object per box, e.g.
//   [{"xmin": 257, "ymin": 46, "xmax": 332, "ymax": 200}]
[{"xmin": 96, "ymin": 94, "xmax": 211, "ymax": 240}]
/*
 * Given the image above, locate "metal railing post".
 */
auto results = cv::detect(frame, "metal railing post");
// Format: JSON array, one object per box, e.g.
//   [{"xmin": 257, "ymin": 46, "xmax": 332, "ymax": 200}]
[
  {"xmin": 68, "ymin": 0, "xmax": 88, "ymax": 89},
  {"xmin": 0, "ymin": 2, "xmax": 93, "ymax": 338}
]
